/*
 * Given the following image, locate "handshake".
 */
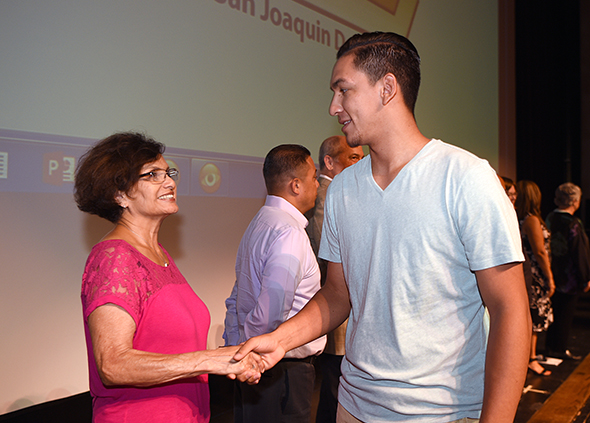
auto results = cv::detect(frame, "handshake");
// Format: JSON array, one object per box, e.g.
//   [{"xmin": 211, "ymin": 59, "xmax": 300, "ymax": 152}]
[{"xmin": 213, "ymin": 333, "xmax": 287, "ymax": 385}]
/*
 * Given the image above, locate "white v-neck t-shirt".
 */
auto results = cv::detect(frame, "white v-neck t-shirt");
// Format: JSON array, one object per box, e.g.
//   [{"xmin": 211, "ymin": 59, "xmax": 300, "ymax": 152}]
[{"xmin": 319, "ymin": 139, "xmax": 523, "ymax": 422}]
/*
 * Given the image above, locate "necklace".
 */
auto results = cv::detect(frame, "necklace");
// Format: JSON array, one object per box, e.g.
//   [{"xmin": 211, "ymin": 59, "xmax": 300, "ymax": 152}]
[{"xmin": 118, "ymin": 222, "xmax": 168, "ymax": 267}]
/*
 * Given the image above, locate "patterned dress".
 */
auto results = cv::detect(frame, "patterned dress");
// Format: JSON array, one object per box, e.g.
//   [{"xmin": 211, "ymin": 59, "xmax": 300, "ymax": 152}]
[
  {"xmin": 520, "ymin": 214, "xmax": 554, "ymax": 332},
  {"xmin": 82, "ymin": 240, "xmax": 211, "ymax": 423}
]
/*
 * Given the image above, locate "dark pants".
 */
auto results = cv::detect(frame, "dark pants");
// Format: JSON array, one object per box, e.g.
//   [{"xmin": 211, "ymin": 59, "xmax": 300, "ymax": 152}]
[
  {"xmin": 315, "ymin": 353, "xmax": 343, "ymax": 423},
  {"xmin": 546, "ymin": 291, "xmax": 579, "ymax": 354},
  {"xmin": 234, "ymin": 359, "xmax": 316, "ymax": 423}
]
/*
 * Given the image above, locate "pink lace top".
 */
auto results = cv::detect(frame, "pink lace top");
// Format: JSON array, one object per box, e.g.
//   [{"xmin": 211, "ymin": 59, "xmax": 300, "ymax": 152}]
[{"xmin": 81, "ymin": 239, "xmax": 211, "ymax": 423}]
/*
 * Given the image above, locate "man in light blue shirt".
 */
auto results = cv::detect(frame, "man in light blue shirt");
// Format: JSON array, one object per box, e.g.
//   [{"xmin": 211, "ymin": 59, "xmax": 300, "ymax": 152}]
[{"xmin": 224, "ymin": 144, "xmax": 326, "ymax": 423}]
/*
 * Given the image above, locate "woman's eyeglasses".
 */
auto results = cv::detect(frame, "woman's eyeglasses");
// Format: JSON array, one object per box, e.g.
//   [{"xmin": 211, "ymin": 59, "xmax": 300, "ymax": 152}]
[{"xmin": 138, "ymin": 168, "xmax": 180, "ymax": 183}]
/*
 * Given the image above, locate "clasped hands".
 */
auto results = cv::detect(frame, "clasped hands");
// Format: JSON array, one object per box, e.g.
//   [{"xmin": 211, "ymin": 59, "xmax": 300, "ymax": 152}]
[
  {"xmin": 216, "ymin": 334, "xmax": 286, "ymax": 385},
  {"xmin": 213, "ymin": 345, "xmax": 264, "ymax": 385}
]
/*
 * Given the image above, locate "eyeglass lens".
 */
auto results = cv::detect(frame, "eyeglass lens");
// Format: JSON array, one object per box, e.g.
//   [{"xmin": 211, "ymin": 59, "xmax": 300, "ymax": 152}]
[{"xmin": 140, "ymin": 168, "xmax": 179, "ymax": 182}]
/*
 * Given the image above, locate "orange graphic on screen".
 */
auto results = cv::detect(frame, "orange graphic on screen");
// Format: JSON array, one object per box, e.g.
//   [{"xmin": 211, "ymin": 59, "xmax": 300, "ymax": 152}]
[
  {"xmin": 292, "ymin": 0, "xmax": 419, "ymax": 37},
  {"xmin": 368, "ymin": 0, "xmax": 398, "ymax": 14}
]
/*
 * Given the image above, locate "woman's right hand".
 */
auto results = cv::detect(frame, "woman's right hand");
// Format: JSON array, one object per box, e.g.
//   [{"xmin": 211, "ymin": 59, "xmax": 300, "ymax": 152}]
[
  {"xmin": 230, "ymin": 351, "xmax": 263, "ymax": 384},
  {"xmin": 201, "ymin": 346, "xmax": 262, "ymax": 384}
]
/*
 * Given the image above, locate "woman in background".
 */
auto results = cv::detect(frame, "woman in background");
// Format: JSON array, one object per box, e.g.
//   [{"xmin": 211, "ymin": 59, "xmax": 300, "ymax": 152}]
[
  {"xmin": 545, "ymin": 183, "xmax": 590, "ymax": 360},
  {"xmin": 501, "ymin": 176, "xmax": 518, "ymax": 206},
  {"xmin": 515, "ymin": 180, "xmax": 555, "ymax": 376},
  {"xmin": 74, "ymin": 132, "xmax": 260, "ymax": 422}
]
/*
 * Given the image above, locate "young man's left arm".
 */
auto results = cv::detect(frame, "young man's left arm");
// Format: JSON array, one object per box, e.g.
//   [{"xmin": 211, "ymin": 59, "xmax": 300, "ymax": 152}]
[{"xmin": 476, "ymin": 262, "xmax": 531, "ymax": 423}]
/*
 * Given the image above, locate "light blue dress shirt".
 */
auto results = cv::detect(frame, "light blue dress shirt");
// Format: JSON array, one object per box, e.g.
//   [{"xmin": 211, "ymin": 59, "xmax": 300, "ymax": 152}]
[{"xmin": 223, "ymin": 195, "xmax": 326, "ymax": 358}]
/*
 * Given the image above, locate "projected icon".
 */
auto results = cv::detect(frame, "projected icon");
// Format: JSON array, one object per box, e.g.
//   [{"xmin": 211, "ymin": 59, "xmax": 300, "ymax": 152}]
[
  {"xmin": 0, "ymin": 152, "xmax": 7, "ymax": 179},
  {"xmin": 199, "ymin": 163, "xmax": 222, "ymax": 194},
  {"xmin": 43, "ymin": 152, "xmax": 75, "ymax": 186},
  {"xmin": 292, "ymin": 0, "xmax": 419, "ymax": 36}
]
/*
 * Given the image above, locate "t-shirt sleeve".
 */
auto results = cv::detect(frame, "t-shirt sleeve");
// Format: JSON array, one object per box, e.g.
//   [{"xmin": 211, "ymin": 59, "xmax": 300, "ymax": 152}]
[
  {"xmin": 81, "ymin": 243, "xmax": 147, "ymax": 325},
  {"xmin": 454, "ymin": 162, "xmax": 524, "ymax": 271},
  {"xmin": 318, "ymin": 183, "xmax": 342, "ymax": 263}
]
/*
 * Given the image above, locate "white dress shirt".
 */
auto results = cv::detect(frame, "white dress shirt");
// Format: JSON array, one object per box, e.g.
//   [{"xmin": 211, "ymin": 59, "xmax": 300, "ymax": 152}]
[{"xmin": 223, "ymin": 195, "xmax": 326, "ymax": 358}]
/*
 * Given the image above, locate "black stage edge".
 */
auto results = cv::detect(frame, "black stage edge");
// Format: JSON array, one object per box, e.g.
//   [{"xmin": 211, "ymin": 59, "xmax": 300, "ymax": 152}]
[{"xmin": 0, "ymin": 392, "xmax": 92, "ymax": 423}]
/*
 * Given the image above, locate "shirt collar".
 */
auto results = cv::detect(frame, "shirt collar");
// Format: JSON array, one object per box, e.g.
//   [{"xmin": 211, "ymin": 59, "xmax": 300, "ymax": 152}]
[
  {"xmin": 319, "ymin": 174, "xmax": 333, "ymax": 182},
  {"xmin": 265, "ymin": 195, "xmax": 308, "ymax": 227}
]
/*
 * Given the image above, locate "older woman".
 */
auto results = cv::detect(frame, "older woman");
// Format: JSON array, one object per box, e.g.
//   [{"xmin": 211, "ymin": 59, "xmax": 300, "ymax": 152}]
[
  {"xmin": 545, "ymin": 183, "xmax": 590, "ymax": 360},
  {"xmin": 515, "ymin": 180, "xmax": 555, "ymax": 376},
  {"xmin": 74, "ymin": 132, "xmax": 261, "ymax": 422}
]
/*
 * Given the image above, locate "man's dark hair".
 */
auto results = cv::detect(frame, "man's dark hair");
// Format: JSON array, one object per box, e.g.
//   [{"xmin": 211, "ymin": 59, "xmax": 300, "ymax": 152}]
[
  {"xmin": 74, "ymin": 132, "xmax": 165, "ymax": 223},
  {"xmin": 263, "ymin": 144, "xmax": 311, "ymax": 194},
  {"xmin": 337, "ymin": 31, "xmax": 421, "ymax": 114}
]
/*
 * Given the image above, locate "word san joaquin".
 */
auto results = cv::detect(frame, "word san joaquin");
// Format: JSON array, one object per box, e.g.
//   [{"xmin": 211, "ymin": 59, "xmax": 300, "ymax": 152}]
[{"xmin": 215, "ymin": 0, "xmax": 347, "ymax": 48}]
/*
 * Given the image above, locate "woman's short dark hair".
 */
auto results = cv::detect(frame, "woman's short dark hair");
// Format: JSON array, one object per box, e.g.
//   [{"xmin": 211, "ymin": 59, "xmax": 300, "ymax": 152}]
[
  {"xmin": 501, "ymin": 176, "xmax": 515, "ymax": 192},
  {"xmin": 74, "ymin": 132, "xmax": 165, "ymax": 223}
]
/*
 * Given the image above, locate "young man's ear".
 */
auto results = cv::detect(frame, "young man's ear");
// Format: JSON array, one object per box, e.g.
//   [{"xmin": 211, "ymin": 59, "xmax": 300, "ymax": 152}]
[{"xmin": 381, "ymin": 73, "xmax": 398, "ymax": 106}]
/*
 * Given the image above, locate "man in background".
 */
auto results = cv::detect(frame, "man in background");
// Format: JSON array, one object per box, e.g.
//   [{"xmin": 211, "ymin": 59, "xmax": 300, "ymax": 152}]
[
  {"xmin": 223, "ymin": 144, "xmax": 326, "ymax": 423},
  {"xmin": 305, "ymin": 135, "xmax": 363, "ymax": 423}
]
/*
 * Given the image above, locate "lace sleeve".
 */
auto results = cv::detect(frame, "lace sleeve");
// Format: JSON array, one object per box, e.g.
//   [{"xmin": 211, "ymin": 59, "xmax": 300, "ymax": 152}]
[{"xmin": 81, "ymin": 241, "xmax": 150, "ymax": 323}]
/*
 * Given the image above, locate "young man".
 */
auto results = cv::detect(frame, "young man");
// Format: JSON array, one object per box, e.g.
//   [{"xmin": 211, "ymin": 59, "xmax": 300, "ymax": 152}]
[
  {"xmin": 223, "ymin": 144, "xmax": 326, "ymax": 423},
  {"xmin": 235, "ymin": 32, "xmax": 531, "ymax": 423}
]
